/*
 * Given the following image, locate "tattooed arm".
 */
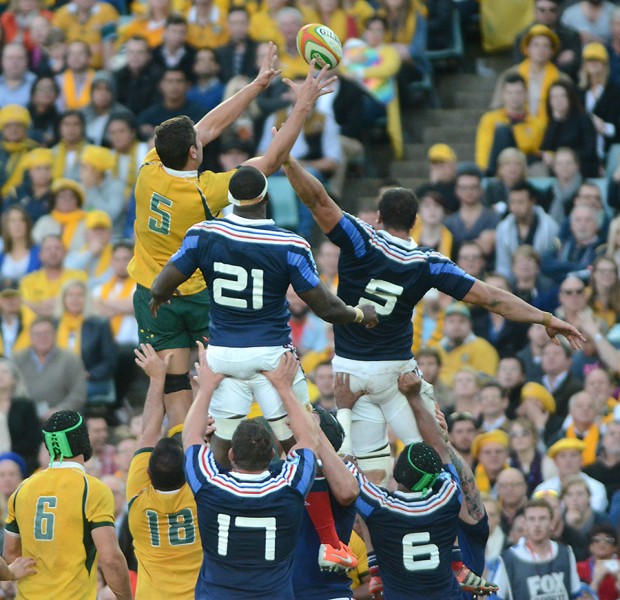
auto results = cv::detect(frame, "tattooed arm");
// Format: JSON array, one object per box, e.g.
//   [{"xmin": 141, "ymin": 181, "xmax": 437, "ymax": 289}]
[{"xmin": 434, "ymin": 404, "xmax": 485, "ymax": 525}]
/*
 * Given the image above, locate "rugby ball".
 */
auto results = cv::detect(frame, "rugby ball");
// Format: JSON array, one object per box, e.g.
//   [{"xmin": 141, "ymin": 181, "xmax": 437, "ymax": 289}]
[{"xmin": 296, "ymin": 23, "xmax": 343, "ymax": 69}]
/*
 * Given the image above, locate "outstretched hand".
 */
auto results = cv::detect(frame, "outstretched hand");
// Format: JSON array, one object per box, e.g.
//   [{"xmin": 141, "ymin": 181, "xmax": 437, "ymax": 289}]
[
  {"xmin": 193, "ymin": 340, "xmax": 225, "ymax": 391},
  {"xmin": 134, "ymin": 343, "xmax": 169, "ymax": 379},
  {"xmin": 261, "ymin": 351, "xmax": 299, "ymax": 390},
  {"xmin": 334, "ymin": 373, "xmax": 366, "ymax": 410},
  {"xmin": 282, "ymin": 61, "xmax": 338, "ymax": 110},
  {"xmin": 255, "ymin": 41, "xmax": 281, "ymax": 89},
  {"xmin": 545, "ymin": 314, "xmax": 586, "ymax": 350}
]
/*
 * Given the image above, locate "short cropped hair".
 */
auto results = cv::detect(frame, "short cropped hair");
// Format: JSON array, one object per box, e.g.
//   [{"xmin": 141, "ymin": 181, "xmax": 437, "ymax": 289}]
[
  {"xmin": 149, "ymin": 437, "xmax": 186, "ymax": 491},
  {"xmin": 231, "ymin": 420, "xmax": 274, "ymax": 471},
  {"xmin": 378, "ymin": 188, "xmax": 418, "ymax": 232},
  {"xmin": 154, "ymin": 115, "xmax": 197, "ymax": 171},
  {"xmin": 229, "ymin": 166, "xmax": 267, "ymax": 201}
]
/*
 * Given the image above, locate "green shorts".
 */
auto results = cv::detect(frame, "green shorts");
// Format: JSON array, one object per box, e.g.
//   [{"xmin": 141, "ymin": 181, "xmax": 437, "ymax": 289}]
[{"xmin": 134, "ymin": 284, "xmax": 210, "ymax": 350}]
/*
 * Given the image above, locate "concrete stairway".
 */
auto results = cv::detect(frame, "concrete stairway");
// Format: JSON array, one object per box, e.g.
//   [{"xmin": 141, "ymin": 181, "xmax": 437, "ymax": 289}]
[{"xmin": 340, "ymin": 50, "xmax": 514, "ymax": 212}]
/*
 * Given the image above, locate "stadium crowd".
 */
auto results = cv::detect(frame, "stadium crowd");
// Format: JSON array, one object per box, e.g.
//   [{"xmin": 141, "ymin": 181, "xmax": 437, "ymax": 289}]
[{"xmin": 3, "ymin": 0, "xmax": 620, "ymax": 598}]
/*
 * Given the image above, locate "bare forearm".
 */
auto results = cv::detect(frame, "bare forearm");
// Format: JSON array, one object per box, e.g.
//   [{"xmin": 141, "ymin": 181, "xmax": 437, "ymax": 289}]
[
  {"xmin": 318, "ymin": 432, "xmax": 358, "ymax": 505},
  {"xmin": 0, "ymin": 558, "xmax": 12, "ymax": 581},
  {"xmin": 183, "ymin": 386, "xmax": 216, "ymax": 448},
  {"xmin": 100, "ymin": 555, "xmax": 132, "ymax": 600},
  {"xmin": 448, "ymin": 444, "xmax": 485, "ymax": 523},
  {"xmin": 196, "ymin": 80, "xmax": 263, "ymax": 145},
  {"xmin": 141, "ymin": 375, "xmax": 165, "ymax": 445},
  {"xmin": 469, "ymin": 285, "xmax": 545, "ymax": 324},
  {"xmin": 285, "ymin": 158, "xmax": 329, "ymax": 210},
  {"xmin": 592, "ymin": 335, "xmax": 620, "ymax": 371},
  {"xmin": 275, "ymin": 386, "xmax": 318, "ymax": 450},
  {"xmin": 406, "ymin": 394, "xmax": 450, "ymax": 462}
]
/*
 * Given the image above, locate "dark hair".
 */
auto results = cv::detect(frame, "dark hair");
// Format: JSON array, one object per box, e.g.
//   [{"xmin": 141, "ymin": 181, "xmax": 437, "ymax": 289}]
[
  {"xmin": 588, "ymin": 523, "xmax": 618, "ymax": 544},
  {"xmin": 154, "ymin": 115, "xmax": 197, "ymax": 170},
  {"xmin": 231, "ymin": 420, "xmax": 274, "ymax": 471},
  {"xmin": 456, "ymin": 165, "xmax": 483, "ymax": 181},
  {"xmin": 229, "ymin": 166, "xmax": 267, "ymax": 201},
  {"xmin": 59, "ymin": 109, "xmax": 85, "ymax": 127},
  {"xmin": 165, "ymin": 14, "xmax": 187, "ymax": 27},
  {"xmin": 447, "ymin": 412, "xmax": 477, "ymax": 432},
  {"xmin": 107, "ymin": 111, "xmax": 138, "ymax": 133},
  {"xmin": 499, "ymin": 354, "xmax": 526, "ymax": 374},
  {"xmin": 419, "ymin": 189, "xmax": 447, "ymax": 211},
  {"xmin": 149, "ymin": 437, "xmax": 186, "ymax": 491},
  {"xmin": 378, "ymin": 188, "xmax": 418, "ymax": 231},
  {"xmin": 314, "ymin": 405, "xmax": 345, "ymax": 452},
  {"xmin": 393, "ymin": 442, "xmax": 442, "ymax": 491},
  {"xmin": 31, "ymin": 75, "xmax": 60, "ymax": 97},
  {"xmin": 365, "ymin": 15, "xmax": 388, "ymax": 30},
  {"xmin": 479, "ymin": 380, "xmax": 506, "ymax": 398},
  {"xmin": 2, "ymin": 206, "xmax": 34, "ymax": 253},
  {"xmin": 228, "ymin": 6, "xmax": 249, "ymax": 18},
  {"xmin": 416, "ymin": 346, "xmax": 442, "ymax": 366},
  {"xmin": 503, "ymin": 73, "xmax": 527, "ymax": 88},
  {"xmin": 43, "ymin": 410, "xmax": 92, "ymax": 462},
  {"xmin": 113, "ymin": 239, "xmax": 135, "ymax": 253},
  {"xmin": 546, "ymin": 80, "xmax": 583, "ymax": 118},
  {"xmin": 509, "ymin": 180, "xmax": 537, "ymax": 200},
  {"xmin": 128, "ymin": 35, "xmax": 149, "ymax": 46}
]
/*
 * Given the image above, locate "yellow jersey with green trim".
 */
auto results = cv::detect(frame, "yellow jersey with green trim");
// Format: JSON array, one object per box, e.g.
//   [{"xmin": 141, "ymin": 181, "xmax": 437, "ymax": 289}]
[
  {"xmin": 348, "ymin": 530, "xmax": 369, "ymax": 590},
  {"xmin": 5, "ymin": 461, "xmax": 115, "ymax": 600},
  {"xmin": 128, "ymin": 147, "xmax": 234, "ymax": 295},
  {"xmin": 127, "ymin": 448, "xmax": 202, "ymax": 599}
]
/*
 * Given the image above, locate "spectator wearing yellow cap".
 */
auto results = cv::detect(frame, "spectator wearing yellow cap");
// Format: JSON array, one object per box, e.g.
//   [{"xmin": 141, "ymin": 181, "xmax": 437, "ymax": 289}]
[
  {"xmin": 0, "ymin": 206, "xmax": 42, "ymax": 281},
  {"xmin": 32, "ymin": 178, "xmax": 88, "ymax": 253},
  {"xmin": 492, "ymin": 24, "xmax": 570, "ymax": 126},
  {"xmin": 437, "ymin": 301, "xmax": 499, "ymax": 386},
  {"xmin": 0, "ymin": 104, "xmax": 38, "ymax": 196},
  {"xmin": 3, "ymin": 148, "xmax": 54, "ymax": 223},
  {"xmin": 534, "ymin": 437, "xmax": 608, "ymax": 512},
  {"xmin": 551, "ymin": 391, "xmax": 601, "ymax": 467},
  {"xmin": 414, "ymin": 144, "xmax": 459, "ymax": 214},
  {"xmin": 472, "ymin": 429, "xmax": 510, "ymax": 495},
  {"xmin": 579, "ymin": 42, "xmax": 620, "ymax": 156},
  {"xmin": 79, "ymin": 145, "xmax": 125, "ymax": 235},
  {"xmin": 517, "ymin": 381, "xmax": 556, "ymax": 435},
  {"xmin": 65, "ymin": 210, "xmax": 114, "ymax": 290}
]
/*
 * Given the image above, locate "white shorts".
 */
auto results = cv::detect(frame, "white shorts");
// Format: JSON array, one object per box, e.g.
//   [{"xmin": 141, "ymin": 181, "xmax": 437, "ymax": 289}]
[
  {"xmin": 206, "ymin": 345, "xmax": 309, "ymax": 420},
  {"xmin": 332, "ymin": 355, "xmax": 435, "ymax": 455}
]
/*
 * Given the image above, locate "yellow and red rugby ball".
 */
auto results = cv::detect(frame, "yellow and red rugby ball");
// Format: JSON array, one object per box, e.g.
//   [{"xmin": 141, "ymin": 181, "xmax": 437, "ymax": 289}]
[{"xmin": 296, "ymin": 23, "xmax": 343, "ymax": 69}]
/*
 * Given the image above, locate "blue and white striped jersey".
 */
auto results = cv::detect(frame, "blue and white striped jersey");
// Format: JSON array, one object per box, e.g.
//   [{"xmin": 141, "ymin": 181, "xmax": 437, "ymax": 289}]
[
  {"xmin": 327, "ymin": 213, "xmax": 476, "ymax": 361},
  {"xmin": 184, "ymin": 445, "xmax": 317, "ymax": 599},
  {"xmin": 170, "ymin": 214, "xmax": 320, "ymax": 347},
  {"xmin": 354, "ymin": 463, "xmax": 463, "ymax": 600}
]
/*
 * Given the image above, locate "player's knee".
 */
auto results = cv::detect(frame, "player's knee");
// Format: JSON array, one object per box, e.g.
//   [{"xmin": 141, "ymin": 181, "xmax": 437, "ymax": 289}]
[
  {"xmin": 164, "ymin": 372, "xmax": 191, "ymax": 394},
  {"xmin": 357, "ymin": 445, "xmax": 393, "ymax": 486},
  {"xmin": 268, "ymin": 415, "xmax": 293, "ymax": 442},
  {"xmin": 213, "ymin": 417, "xmax": 244, "ymax": 441}
]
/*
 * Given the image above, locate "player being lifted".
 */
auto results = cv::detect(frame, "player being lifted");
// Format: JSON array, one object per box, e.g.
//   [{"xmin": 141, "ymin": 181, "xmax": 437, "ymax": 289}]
[
  {"xmin": 283, "ymin": 157, "xmax": 585, "ymax": 485},
  {"xmin": 128, "ymin": 47, "xmax": 336, "ymax": 436},
  {"xmin": 151, "ymin": 165, "xmax": 377, "ymax": 570}
]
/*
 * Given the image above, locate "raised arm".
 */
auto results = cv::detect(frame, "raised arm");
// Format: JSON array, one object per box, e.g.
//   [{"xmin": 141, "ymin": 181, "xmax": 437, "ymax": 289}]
[
  {"xmin": 262, "ymin": 353, "xmax": 320, "ymax": 453},
  {"xmin": 196, "ymin": 42, "xmax": 280, "ymax": 145},
  {"xmin": 434, "ymin": 405, "xmax": 485, "ymax": 525},
  {"xmin": 317, "ymin": 425, "xmax": 359, "ymax": 506},
  {"xmin": 150, "ymin": 263, "xmax": 190, "ymax": 318},
  {"xmin": 397, "ymin": 373, "xmax": 450, "ymax": 464},
  {"xmin": 298, "ymin": 282, "xmax": 377, "ymax": 327},
  {"xmin": 134, "ymin": 343, "xmax": 169, "ymax": 448},
  {"xmin": 244, "ymin": 63, "xmax": 337, "ymax": 177},
  {"xmin": 283, "ymin": 157, "xmax": 343, "ymax": 232},
  {"xmin": 183, "ymin": 341, "xmax": 225, "ymax": 450},
  {"xmin": 462, "ymin": 280, "xmax": 585, "ymax": 349}
]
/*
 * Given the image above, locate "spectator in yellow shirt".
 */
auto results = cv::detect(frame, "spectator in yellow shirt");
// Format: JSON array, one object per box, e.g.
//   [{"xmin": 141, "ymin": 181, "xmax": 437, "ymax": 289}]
[
  {"xmin": 186, "ymin": 0, "xmax": 230, "ymax": 49},
  {"xmin": 275, "ymin": 7, "xmax": 309, "ymax": 81},
  {"xmin": 117, "ymin": 0, "xmax": 171, "ymax": 49}
]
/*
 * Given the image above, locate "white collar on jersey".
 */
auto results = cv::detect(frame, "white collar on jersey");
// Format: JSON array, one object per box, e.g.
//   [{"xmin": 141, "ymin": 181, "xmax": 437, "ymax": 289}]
[
  {"xmin": 231, "ymin": 470, "xmax": 271, "ymax": 480},
  {"xmin": 50, "ymin": 460, "xmax": 85, "ymax": 472},
  {"xmin": 162, "ymin": 165, "xmax": 198, "ymax": 179},
  {"xmin": 227, "ymin": 213, "xmax": 274, "ymax": 226},
  {"xmin": 378, "ymin": 229, "xmax": 418, "ymax": 250}
]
